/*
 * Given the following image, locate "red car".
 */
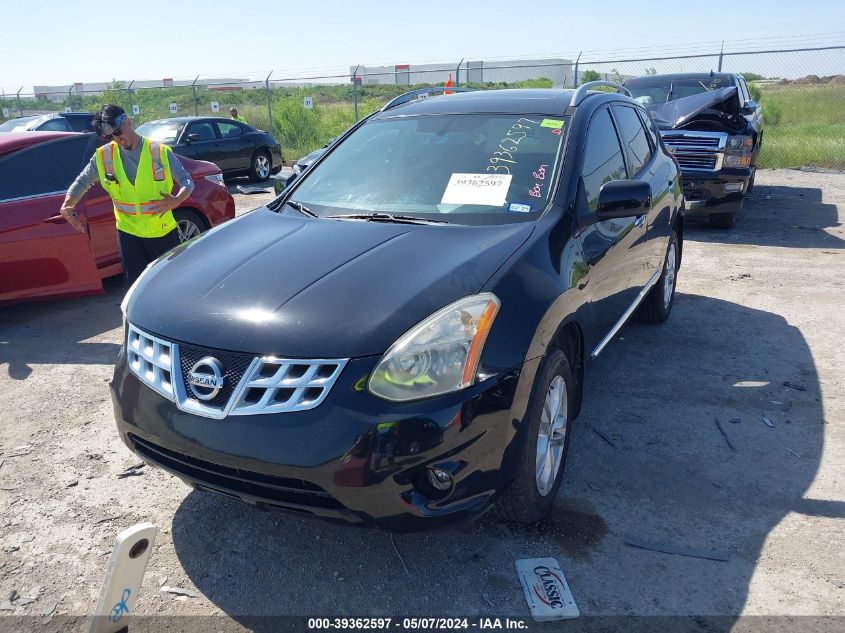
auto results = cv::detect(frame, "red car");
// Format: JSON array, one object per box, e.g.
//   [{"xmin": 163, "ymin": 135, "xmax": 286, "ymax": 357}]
[{"xmin": 0, "ymin": 131, "xmax": 235, "ymax": 306}]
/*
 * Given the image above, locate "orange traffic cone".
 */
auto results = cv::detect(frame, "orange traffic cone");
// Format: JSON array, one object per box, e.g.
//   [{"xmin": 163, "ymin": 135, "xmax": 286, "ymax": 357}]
[{"xmin": 445, "ymin": 73, "xmax": 453, "ymax": 95}]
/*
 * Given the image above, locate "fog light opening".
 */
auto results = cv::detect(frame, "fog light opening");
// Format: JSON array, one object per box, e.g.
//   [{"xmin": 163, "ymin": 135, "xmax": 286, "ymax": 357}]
[
  {"xmin": 428, "ymin": 467, "xmax": 452, "ymax": 492},
  {"xmin": 414, "ymin": 466, "xmax": 454, "ymax": 500}
]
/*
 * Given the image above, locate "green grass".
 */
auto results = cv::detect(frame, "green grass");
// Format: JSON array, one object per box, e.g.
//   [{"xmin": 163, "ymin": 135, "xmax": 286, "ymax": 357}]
[{"xmin": 755, "ymin": 84, "xmax": 845, "ymax": 169}]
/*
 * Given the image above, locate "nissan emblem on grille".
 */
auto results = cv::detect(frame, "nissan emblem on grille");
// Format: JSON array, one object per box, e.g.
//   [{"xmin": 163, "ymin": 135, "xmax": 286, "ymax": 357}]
[{"xmin": 188, "ymin": 357, "xmax": 225, "ymax": 400}]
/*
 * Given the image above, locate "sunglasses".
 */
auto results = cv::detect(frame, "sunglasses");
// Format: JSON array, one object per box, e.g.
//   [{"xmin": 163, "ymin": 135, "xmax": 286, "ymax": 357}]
[{"xmin": 102, "ymin": 114, "xmax": 127, "ymax": 140}]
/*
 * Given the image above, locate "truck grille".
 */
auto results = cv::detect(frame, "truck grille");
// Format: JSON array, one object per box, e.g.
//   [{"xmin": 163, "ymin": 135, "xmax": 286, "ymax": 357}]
[
  {"xmin": 672, "ymin": 152, "xmax": 718, "ymax": 170},
  {"xmin": 660, "ymin": 131, "xmax": 725, "ymax": 172},
  {"xmin": 125, "ymin": 323, "xmax": 347, "ymax": 419}
]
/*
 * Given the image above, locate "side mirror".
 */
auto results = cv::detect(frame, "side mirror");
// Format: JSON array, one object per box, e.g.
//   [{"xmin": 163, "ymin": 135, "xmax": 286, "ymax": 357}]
[
  {"xmin": 741, "ymin": 100, "xmax": 758, "ymax": 115},
  {"xmin": 596, "ymin": 180, "xmax": 652, "ymax": 218},
  {"xmin": 186, "ymin": 133, "xmax": 203, "ymax": 142}
]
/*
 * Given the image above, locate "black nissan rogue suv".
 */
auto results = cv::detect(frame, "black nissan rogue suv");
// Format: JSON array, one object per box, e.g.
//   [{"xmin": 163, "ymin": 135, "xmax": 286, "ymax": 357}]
[{"xmin": 111, "ymin": 83, "xmax": 684, "ymax": 530}]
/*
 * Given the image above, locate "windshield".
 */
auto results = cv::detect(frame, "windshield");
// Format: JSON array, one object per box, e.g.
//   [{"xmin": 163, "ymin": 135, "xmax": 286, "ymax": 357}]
[
  {"xmin": 136, "ymin": 120, "xmax": 184, "ymax": 144},
  {"xmin": 625, "ymin": 76, "xmax": 734, "ymax": 105},
  {"xmin": 287, "ymin": 113, "xmax": 568, "ymax": 224},
  {"xmin": 0, "ymin": 117, "xmax": 38, "ymax": 132}
]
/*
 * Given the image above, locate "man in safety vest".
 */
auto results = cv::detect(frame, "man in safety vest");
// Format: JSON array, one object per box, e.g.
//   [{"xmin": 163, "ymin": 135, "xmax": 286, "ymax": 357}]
[
  {"xmin": 229, "ymin": 107, "xmax": 248, "ymax": 124},
  {"xmin": 60, "ymin": 104, "xmax": 194, "ymax": 283}
]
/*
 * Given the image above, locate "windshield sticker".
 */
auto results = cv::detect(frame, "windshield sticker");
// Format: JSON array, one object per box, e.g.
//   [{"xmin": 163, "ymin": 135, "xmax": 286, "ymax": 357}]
[
  {"xmin": 541, "ymin": 118, "xmax": 564, "ymax": 129},
  {"xmin": 487, "ymin": 118, "xmax": 540, "ymax": 174},
  {"xmin": 441, "ymin": 173, "xmax": 513, "ymax": 206},
  {"xmin": 528, "ymin": 163, "xmax": 550, "ymax": 199},
  {"xmin": 508, "ymin": 202, "xmax": 532, "ymax": 213}
]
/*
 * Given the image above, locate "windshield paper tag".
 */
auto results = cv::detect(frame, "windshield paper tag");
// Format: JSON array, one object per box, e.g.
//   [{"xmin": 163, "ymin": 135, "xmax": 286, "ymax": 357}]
[
  {"xmin": 508, "ymin": 203, "xmax": 532, "ymax": 213},
  {"xmin": 441, "ymin": 173, "xmax": 512, "ymax": 206},
  {"xmin": 541, "ymin": 118, "xmax": 564, "ymax": 129}
]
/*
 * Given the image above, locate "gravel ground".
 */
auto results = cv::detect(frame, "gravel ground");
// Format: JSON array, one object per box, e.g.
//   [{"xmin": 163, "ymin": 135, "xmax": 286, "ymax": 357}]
[{"xmin": 0, "ymin": 169, "xmax": 843, "ymax": 629}]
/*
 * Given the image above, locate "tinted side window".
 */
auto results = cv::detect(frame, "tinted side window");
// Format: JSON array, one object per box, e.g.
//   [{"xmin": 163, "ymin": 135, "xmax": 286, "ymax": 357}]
[
  {"xmin": 612, "ymin": 105, "xmax": 653, "ymax": 177},
  {"xmin": 36, "ymin": 118, "xmax": 72, "ymax": 132},
  {"xmin": 66, "ymin": 116, "xmax": 95, "ymax": 132},
  {"xmin": 187, "ymin": 122, "xmax": 216, "ymax": 141},
  {"xmin": 216, "ymin": 122, "xmax": 242, "ymax": 138},
  {"xmin": 581, "ymin": 108, "xmax": 627, "ymax": 212},
  {"xmin": 637, "ymin": 108, "xmax": 661, "ymax": 149},
  {"xmin": 0, "ymin": 136, "xmax": 91, "ymax": 201}
]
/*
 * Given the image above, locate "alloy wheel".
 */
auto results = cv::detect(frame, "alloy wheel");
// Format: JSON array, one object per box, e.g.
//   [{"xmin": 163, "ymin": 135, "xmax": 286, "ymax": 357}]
[
  {"xmin": 255, "ymin": 155, "xmax": 270, "ymax": 180},
  {"xmin": 663, "ymin": 242, "xmax": 677, "ymax": 309},
  {"xmin": 535, "ymin": 375, "xmax": 568, "ymax": 496},
  {"xmin": 176, "ymin": 219, "xmax": 201, "ymax": 242}
]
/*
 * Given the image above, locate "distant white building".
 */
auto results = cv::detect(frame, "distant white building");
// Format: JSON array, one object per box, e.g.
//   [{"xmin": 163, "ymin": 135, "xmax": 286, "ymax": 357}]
[
  {"xmin": 32, "ymin": 78, "xmax": 256, "ymax": 101},
  {"xmin": 352, "ymin": 59, "xmax": 574, "ymax": 87}
]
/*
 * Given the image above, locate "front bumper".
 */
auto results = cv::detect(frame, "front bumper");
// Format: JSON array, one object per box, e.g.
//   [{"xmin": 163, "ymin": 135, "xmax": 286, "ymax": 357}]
[
  {"xmin": 110, "ymin": 343, "xmax": 528, "ymax": 531},
  {"xmin": 680, "ymin": 167, "xmax": 752, "ymax": 215}
]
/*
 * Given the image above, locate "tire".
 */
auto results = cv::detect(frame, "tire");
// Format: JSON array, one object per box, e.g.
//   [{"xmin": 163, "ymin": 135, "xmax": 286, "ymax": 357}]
[
  {"xmin": 709, "ymin": 211, "xmax": 736, "ymax": 229},
  {"xmin": 172, "ymin": 209, "xmax": 206, "ymax": 243},
  {"xmin": 635, "ymin": 231, "xmax": 679, "ymax": 324},
  {"xmin": 494, "ymin": 348, "xmax": 576, "ymax": 524},
  {"xmin": 249, "ymin": 149, "xmax": 272, "ymax": 182}
]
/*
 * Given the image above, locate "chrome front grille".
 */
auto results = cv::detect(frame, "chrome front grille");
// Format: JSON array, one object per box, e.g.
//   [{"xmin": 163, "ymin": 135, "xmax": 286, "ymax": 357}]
[
  {"xmin": 125, "ymin": 323, "xmax": 347, "ymax": 419},
  {"xmin": 660, "ymin": 130, "xmax": 726, "ymax": 172},
  {"xmin": 126, "ymin": 325, "xmax": 175, "ymax": 400},
  {"xmin": 232, "ymin": 358, "xmax": 347, "ymax": 415}
]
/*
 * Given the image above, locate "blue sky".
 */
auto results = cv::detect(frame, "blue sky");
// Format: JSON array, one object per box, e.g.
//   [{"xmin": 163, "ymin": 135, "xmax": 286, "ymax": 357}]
[{"xmin": 1, "ymin": 0, "xmax": 843, "ymax": 91}]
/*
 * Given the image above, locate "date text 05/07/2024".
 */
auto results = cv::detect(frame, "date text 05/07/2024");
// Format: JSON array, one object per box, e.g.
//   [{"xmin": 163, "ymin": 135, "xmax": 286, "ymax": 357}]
[{"xmin": 307, "ymin": 617, "xmax": 529, "ymax": 630}]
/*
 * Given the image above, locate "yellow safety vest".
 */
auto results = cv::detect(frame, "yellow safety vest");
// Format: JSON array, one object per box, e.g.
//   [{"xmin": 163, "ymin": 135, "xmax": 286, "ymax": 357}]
[
  {"xmin": 234, "ymin": 116, "xmax": 248, "ymax": 124},
  {"xmin": 94, "ymin": 139, "xmax": 178, "ymax": 238}
]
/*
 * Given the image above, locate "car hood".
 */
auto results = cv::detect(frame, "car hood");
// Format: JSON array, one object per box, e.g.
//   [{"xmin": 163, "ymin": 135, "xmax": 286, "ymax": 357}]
[
  {"xmin": 647, "ymin": 87, "xmax": 739, "ymax": 130},
  {"xmin": 128, "ymin": 207, "xmax": 534, "ymax": 358}
]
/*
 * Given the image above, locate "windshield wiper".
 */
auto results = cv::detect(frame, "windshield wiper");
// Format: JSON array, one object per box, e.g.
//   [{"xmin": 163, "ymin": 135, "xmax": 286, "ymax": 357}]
[
  {"xmin": 326, "ymin": 212, "xmax": 448, "ymax": 225},
  {"xmin": 286, "ymin": 200, "xmax": 317, "ymax": 217}
]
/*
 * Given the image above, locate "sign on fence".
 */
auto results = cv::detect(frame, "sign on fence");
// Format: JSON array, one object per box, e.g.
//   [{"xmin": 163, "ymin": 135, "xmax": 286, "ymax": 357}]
[
  {"xmin": 2, "ymin": 108, "xmax": 9, "ymax": 118},
  {"xmin": 132, "ymin": 104, "xmax": 140, "ymax": 116},
  {"xmin": 169, "ymin": 103, "xmax": 178, "ymax": 114},
  {"xmin": 64, "ymin": 106, "xmax": 72, "ymax": 113},
  {"xmin": 211, "ymin": 101, "xmax": 219, "ymax": 113},
  {"xmin": 303, "ymin": 96, "xmax": 313, "ymax": 110}
]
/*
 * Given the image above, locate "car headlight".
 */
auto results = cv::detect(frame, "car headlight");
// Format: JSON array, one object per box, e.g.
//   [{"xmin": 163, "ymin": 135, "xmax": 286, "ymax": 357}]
[
  {"xmin": 293, "ymin": 163, "xmax": 303, "ymax": 174},
  {"xmin": 368, "ymin": 294, "xmax": 500, "ymax": 402},
  {"xmin": 203, "ymin": 173, "xmax": 226, "ymax": 187},
  {"xmin": 727, "ymin": 135, "xmax": 753, "ymax": 150}
]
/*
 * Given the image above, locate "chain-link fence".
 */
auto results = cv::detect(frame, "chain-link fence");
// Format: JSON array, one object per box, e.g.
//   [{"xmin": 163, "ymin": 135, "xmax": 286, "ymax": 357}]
[{"xmin": 2, "ymin": 45, "xmax": 843, "ymax": 168}]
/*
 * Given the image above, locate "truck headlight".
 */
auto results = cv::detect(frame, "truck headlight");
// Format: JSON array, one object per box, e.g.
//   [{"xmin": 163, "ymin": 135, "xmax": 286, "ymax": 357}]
[
  {"xmin": 727, "ymin": 135, "xmax": 753, "ymax": 150},
  {"xmin": 368, "ymin": 294, "xmax": 500, "ymax": 402},
  {"xmin": 724, "ymin": 154, "xmax": 752, "ymax": 167}
]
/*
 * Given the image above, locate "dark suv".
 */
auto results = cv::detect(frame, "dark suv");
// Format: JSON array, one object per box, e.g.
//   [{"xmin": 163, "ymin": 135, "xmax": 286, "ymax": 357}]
[
  {"xmin": 111, "ymin": 83, "xmax": 684, "ymax": 530},
  {"xmin": 625, "ymin": 72, "xmax": 763, "ymax": 228}
]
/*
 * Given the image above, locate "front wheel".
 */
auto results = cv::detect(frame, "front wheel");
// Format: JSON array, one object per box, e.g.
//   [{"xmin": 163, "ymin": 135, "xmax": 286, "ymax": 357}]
[
  {"xmin": 172, "ymin": 209, "xmax": 206, "ymax": 243},
  {"xmin": 493, "ymin": 348, "xmax": 575, "ymax": 524},
  {"xmin": 249, "ymin": 150, "xmax": 271, "ymax": 182},
  {"xmin": 636, "ymin": 231, "xmax": 679, "ymax": 324}
]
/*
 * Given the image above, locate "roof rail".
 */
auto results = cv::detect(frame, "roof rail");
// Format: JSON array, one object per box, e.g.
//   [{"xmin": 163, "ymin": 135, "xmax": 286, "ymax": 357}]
[
  {"xmin": 568, "ymin": 81, "xmax": 631, "ymax": 107},
  {"xmin": 380, "ymin": 86, "xmax": 476, "ymax": 112}
]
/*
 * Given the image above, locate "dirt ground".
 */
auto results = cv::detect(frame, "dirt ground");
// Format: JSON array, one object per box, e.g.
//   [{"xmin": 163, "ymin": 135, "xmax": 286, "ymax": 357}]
[{"xmin": 0, "ymin": 169, "xmax": 843, "ymax": 629}]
